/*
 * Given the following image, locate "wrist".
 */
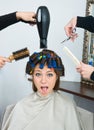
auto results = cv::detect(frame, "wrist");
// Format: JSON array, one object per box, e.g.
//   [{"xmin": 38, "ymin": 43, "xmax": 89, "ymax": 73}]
[
  {"xmin": 73, "ymin": 17, "xmax": 77, "ymax": 27},
  {"xmin": 16, "ymin": 12, "xmax": 22, "ymax": 20},
  {"xmin": 90, "ymin": 71, "xmax": 94, "ymax": 81}
]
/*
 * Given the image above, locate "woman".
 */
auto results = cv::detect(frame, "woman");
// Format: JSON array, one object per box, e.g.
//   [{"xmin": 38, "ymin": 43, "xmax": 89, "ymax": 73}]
[
  {"xmin": 2, "ymin": 49, "xmax": 83, "ymax": 130},
  {"xmin": 0, "ymin": 11, "xmax": 36, "ymax": 68}
]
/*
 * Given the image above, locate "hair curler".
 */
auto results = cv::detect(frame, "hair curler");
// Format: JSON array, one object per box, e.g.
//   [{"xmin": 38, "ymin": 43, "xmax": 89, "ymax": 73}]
[
  {"xmin": 36, "ymin": 6, "xmax": 50, "ymax": 48},
  {"xmin": 8, "ymin": 47, "xmax": 30, "ymax": 62}
]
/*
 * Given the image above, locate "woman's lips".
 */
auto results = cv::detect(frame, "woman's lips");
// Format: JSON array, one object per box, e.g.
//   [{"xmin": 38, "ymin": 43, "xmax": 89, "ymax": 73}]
[{"xmin": 41, "ymin": 86, "xmax": 48, "ymax": 93}]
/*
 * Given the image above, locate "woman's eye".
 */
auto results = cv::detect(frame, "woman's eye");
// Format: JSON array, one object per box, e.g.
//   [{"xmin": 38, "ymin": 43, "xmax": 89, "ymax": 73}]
[
  {"xmin": 35, "ymin": 73, "xmax": 41, "ymax": 77},
  {"xmin": 47, "ymin": 73, "xmax": 53, "ymax": 77}
]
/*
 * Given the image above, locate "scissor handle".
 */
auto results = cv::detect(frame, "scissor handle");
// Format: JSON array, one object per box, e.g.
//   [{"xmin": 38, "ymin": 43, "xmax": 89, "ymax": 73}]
[
  {"xmin": 61, "ymin": 28, "xmax": 76, "ymax": 44},
  {"xmin": 72, "ymin": 28, "xmax": 76, "ymax": 33}
]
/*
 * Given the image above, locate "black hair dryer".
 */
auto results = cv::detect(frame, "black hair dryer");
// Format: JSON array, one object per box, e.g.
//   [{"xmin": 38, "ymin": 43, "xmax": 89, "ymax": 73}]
[{"xmin": 36, "ymin": 6, "xmax": 50, "ymax": 48}]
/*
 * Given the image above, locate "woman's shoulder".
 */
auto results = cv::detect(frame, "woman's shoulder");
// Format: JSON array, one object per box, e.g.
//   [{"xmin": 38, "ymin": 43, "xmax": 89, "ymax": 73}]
[
  {"xmin": 55, "ymin": 91, "xmax": 76, "ymax": 106},
  {"xmin": 19, "ymin": 92, "xmax": 36, "ymax": 102},
  {"xmin": 14, "ymin": 92, "xmax": 35, "ymax": 107}
]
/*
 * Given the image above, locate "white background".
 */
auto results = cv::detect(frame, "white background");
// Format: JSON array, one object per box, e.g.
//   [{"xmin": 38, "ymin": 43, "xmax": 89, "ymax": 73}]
[{"xmin": 0, "ymin": 0, "xmax": 86, "ymax": 120}]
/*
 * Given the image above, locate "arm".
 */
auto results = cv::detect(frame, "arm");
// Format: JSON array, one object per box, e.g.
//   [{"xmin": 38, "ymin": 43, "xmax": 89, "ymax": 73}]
[
  {"xmin": 0, "ymin": 12, "xmax": 18, "ymax": 30},
  {"xmin": 77, "ymin": 16, "xmax": 94, "ymax": 33},
  {"xmin": 64, "ymin": 15, "xmax": 94, "ymax": 41},
  {"xmin": 0, "ymin": 11, "xmax": 36, "ymax": 30},
  {"xmin": 90, "ymin": 71, "xmax": 94, "ymax": 81}
]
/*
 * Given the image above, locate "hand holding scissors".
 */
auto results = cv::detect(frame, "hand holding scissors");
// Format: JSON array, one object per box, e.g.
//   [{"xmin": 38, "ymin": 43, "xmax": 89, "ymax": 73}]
[{"xmin": 61, "ymin": 28, "xmax": 77, "ymax": 43}]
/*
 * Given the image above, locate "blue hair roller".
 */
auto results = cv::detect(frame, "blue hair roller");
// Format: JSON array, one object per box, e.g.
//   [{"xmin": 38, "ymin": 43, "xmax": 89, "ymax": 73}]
[
  {"xmin": 48, "ymin": 59, "xmax": 52, "ymax": 68},
  {"xmin": 39, "ymin": 63, "xmax": 44, "ymax": 69},
  {"xmin": 29, "ymin": 60, "xmax": 35, "ymax": 68},
  {"xmin": 52, "ymin": 59, "xmax": 57, "ymax": 68},
  {"xmin": 43, "ymin": 55, "xmax": 46, "ymax": 58},
  {"xmin": 47, "ymin": 54, "xmax": 51, "ymax": 58}
]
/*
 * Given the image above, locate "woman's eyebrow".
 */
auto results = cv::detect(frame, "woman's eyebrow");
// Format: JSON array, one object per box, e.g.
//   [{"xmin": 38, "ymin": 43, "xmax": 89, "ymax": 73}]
[
  {"xmin": 34, "ymin": 70, "xmax": 41, "ymax": 72},
  {"xmin": 46, "ymin": 70, "xmax": 54, "ymax": 73}
]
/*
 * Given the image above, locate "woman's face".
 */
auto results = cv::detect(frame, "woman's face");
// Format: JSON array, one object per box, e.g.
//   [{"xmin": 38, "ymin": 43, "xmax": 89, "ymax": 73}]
[{"xmin": 33, "ymin": 64, "xmax": 57, "ymax": 96}]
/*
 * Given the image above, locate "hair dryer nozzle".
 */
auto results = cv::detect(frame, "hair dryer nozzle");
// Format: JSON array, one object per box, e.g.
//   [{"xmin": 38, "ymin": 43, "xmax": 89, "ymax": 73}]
[{"xmin": 40, "ymin": 39, "xmax": 47, "ymax": 48}]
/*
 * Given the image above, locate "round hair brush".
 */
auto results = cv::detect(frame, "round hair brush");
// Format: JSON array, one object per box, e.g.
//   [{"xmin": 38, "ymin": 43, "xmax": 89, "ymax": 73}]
[{"xmin": 8, "ymin": 47, "xmax": 30, "ymax": 62}]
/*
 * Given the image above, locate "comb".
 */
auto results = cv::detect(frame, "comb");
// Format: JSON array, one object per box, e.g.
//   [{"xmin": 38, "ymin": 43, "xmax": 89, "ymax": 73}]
[
  {"xmin": 8, "ymin": 47, "xmax": 30, "ymax": 62},
  {"xmin": 63, "ymin": 46, "xmax": 80, "ymax": 66}
]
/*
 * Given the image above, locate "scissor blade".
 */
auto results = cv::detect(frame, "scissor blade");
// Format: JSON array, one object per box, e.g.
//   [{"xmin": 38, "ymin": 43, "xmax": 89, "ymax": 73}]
[{"xmin": 61, "ymin": 37, "xmax": 71, "ymax": 43}]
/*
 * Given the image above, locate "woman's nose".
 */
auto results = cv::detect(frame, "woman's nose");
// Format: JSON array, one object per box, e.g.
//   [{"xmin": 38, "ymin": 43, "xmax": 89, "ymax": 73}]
[{"xmin": 40, "ymin": 75, "xmax": 47, "ymax": 83}]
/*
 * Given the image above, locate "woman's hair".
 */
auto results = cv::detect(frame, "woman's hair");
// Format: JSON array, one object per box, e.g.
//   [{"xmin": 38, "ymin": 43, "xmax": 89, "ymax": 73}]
[{"xmin": 26, "ymin": 49, "xmax": 65, "ymax": 91}]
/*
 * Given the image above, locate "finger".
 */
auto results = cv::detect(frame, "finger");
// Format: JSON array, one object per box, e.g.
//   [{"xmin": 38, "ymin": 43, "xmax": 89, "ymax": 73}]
[
  {"xmin": 76, "ymin": 68, "xmax": 81, "ymax": 73},
  {"xmin": 32, "ymin": 18, "xmax": 36, "ymax": 22},
  {"xmin": 64, "ymin": 26, "xmax": 72, "ymax": 37},
  {"xmin": 3, "ymin": 57, "xmax": 10, "ymax": 62},
  {"xmin": 0, "ymin": 61, "xmax": 5, "ymax": 68}
]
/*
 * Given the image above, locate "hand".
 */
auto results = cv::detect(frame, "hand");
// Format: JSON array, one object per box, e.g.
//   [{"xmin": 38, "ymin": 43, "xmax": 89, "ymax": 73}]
[
  {"xmin": 16, "ymin": 12, "xmax": 36, "ymax": 25},
  {"xmin": 76, "ymin": 62, "xmax": 94, "ymax": 79},
  {"xmin": 0, "ymin": 56, "xmax": 10, "ymax": 68},
  {"xmin": 64, "ymin": 17, "xmax": 78, "ymax": 42}
]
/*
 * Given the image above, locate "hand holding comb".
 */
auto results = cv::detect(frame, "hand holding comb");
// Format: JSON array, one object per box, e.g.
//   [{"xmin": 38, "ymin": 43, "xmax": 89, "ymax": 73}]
[{"xmin": 8, "ymin": 47, "xmax": 30, "ymax": 62}]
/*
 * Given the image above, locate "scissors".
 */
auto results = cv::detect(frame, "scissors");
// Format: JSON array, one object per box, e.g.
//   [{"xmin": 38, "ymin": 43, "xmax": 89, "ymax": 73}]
[{"xmin": 61, "ymin": 28, "xmax": 76, "ymax": 44}]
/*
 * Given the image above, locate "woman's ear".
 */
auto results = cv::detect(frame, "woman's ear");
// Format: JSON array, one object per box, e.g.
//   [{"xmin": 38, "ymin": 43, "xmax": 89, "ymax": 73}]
[
  {"xmin": 27, "ymin": 75, "xmax": 33, "ymax": 82},
  {"xmin": 56, "ymin": 76, "xmax": 58, "ymax": 80}
]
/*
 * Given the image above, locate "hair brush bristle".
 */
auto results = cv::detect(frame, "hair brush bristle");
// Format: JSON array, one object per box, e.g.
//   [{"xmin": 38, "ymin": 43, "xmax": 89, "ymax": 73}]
[{"xmin": 9, "ymin": 47, "xmax": 30, "ymax": 61}]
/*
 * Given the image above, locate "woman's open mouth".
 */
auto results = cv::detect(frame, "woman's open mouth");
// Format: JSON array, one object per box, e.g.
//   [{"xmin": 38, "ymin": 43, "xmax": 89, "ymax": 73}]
[{"xmin": 40, "ymin": 86, "xmax": 48, "ymax": 94}]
